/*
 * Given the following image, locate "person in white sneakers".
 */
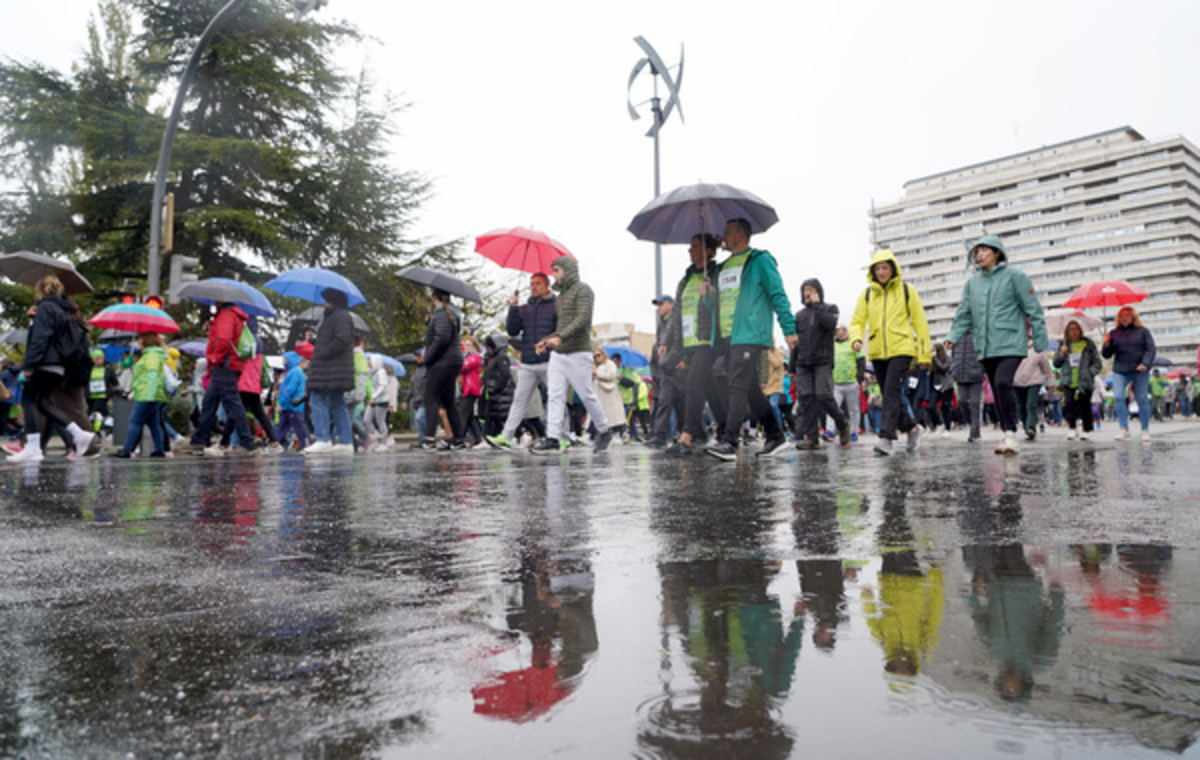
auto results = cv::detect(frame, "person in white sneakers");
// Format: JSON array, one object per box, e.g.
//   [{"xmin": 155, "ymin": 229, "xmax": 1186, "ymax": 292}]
[
  {"xmin": 8, "ymin": 275, "xmax": 94, "ymax": 463},
  {"xmin": 1052, "ymin": 320, "xmax": 1101, "ymax": 442}
]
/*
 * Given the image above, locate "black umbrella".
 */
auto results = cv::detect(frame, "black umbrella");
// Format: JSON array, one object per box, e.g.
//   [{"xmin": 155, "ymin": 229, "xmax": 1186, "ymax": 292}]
[
  {"xmin": 292, "ymin": 305, "xmax": 370, "ymax": 333},
  {"xmin": 395, "ymin": 266, "xmax": 482, "ymax": 304},
  {"xmin": 0, "ymin": 250, "xmax": 94, "ymax": 295},
  {"xmin": 397, "ymin": 352, "xmax": 419, "ymax": 364},
  {"xmin": 97, "ymin": 329, "xmax": 137, "ymax": 343}
]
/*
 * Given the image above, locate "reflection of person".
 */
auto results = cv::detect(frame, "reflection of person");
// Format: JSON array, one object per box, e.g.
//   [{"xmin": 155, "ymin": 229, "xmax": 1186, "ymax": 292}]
[
  {"xmin": 1053, "ymin": 320, "xmax": 1101, "ymax": 440},
  {"xmin": 1102, "ymin": 306, "xmax": 1156, "ymax": 442},
  {"xmin": 849, "ymin": 250, "xmax": 932, "ymax": 456},
  {"xmin": 946, "ymin": 235, "xmax": 1048, "ymax": 455},
  {"xmin": 962, "ymin": 543, "xmax": 1065, "ymax": 702}
]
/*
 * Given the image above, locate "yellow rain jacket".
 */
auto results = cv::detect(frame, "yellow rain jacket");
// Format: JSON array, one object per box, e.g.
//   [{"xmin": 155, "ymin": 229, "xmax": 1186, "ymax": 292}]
[{"xmin": 849, "ymin": 250, "xmax": 932, "ymax": 364}]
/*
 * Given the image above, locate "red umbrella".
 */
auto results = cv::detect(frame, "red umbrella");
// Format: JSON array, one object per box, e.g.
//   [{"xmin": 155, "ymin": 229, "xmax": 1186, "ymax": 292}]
[
  {"xmin": 1062, "ymin": 280, "xmax": 1149, "ymax": 310},
  {"xmin": 474, "ymin": 226, "xmax": 574, "ymax": 275},
  {"xmin": 89, "ymin": 303, "xmax": 180, "ymax": 334},
  {"xmin": 471, "ymin": 664, "xmax": 567, "ymax": 723}
]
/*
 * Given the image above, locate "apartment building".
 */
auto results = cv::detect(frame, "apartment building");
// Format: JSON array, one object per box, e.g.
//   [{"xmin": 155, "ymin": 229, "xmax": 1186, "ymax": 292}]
[{"xmin": 871, "ymin": 126, "xmax": 1200, "ymax": 366}]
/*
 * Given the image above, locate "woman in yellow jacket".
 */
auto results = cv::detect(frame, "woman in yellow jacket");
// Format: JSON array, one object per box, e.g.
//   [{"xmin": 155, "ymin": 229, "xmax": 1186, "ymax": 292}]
[{"xmin": 849, "ymin": 250, "xmax": 932, "ymax": 456}]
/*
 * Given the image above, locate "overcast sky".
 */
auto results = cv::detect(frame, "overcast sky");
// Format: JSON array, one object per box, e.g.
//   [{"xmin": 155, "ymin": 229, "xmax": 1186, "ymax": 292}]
[{"xmin": 5, "ymin": 1, "xmax": 1200, "ymax": 337}]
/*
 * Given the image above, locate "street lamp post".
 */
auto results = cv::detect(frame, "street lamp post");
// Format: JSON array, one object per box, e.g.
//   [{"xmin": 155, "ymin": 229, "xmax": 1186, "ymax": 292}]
[{"xmin": 147, "ymin": 0, "xmax": 325, "ymax": 296}]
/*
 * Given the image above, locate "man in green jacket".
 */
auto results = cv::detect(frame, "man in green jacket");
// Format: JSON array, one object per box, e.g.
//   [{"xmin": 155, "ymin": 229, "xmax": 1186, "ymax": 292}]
[
  {"xmin": 530, "ymin": 256, "xmax": 613, "ymax": 454},
  {"xmin": 707, "ymin": 218, "xmax": 798, "ymax": 461}
]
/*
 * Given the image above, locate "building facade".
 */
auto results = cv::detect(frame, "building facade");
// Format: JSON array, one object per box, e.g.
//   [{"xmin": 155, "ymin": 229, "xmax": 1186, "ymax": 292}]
[{"xmin": 871, "ymin": 127, "xmax": 1200, "ymax": 366}]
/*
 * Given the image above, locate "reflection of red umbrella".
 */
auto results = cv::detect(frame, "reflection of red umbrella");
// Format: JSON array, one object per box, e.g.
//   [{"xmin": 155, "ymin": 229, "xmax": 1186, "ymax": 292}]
[
  {"xmin": 471, "ymin": 664, "xmax": 567, "ymax": 722},
  {"xmin": 474, "ymin": 227, "xmax": 574, "ymax": 275},
  {"xmin": 89, "ymin": 303, "xmax": 180, "ymax": 334},
  {"xmin": 1062, "ymin": 280, "xmax": 1149, "ymax": 310}
]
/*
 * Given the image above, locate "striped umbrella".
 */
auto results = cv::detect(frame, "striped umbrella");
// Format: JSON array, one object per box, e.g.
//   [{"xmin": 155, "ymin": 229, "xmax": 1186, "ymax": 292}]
[{"xmin": 89, "ymin": 303, "xmax": 180, "ymax": 334}]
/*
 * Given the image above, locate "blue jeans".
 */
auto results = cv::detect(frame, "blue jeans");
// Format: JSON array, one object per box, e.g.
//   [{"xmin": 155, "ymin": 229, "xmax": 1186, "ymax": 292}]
[
  {"xmin": 1111, "ymin": 370, "xmax": 1150, "ymax": 431},
  {"xmin": 413, "ymin": 406, "xmax": 427, "ymax": 443},
  {"xmin": 310, "ymin": 389, "xmax": 352, "ymax": 444},
  {"xmin": 124, "ymin": 401, "xmax": 165, "ymax": 453}
]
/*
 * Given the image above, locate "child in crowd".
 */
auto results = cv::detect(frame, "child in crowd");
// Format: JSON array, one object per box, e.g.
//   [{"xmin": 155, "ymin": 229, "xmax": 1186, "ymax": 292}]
[
  {"xmin": 114, "ymin": 332, "xmax": 169, "ymax": 458},
  {"xmin": 275, "ymin": 350, "xmax": 309, "ymax": 450}
]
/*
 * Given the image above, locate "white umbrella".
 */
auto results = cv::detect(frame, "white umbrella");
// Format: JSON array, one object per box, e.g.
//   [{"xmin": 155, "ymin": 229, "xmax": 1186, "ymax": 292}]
[{"xmin": 1043, "ymin": 308, "xmax": 1104, "ymax": 338}]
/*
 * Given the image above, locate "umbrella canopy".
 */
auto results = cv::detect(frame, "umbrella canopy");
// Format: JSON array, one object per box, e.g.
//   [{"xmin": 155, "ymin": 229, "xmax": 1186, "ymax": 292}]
[
  {"xmin": 1150, "ymin": 357, "xmax": 1174, "ymax": 367},
  {"xmin": 603, "ymin": 344, "xmax": 650, "ymax": 368},
  {"xmin": 395, "ymin": 266, "xmax": 483, "ymax": 304},
  {"xmin": 0, "ymin": 328, "xmax": 28, "ymax": 344},
  {"xmin": 1043, "ymin": 308, "xmax": 1105, "ymax": 338},
  {"xmin": 96, "ymin": 328, "xmax": 137, "ymax": 343},
  {"xmin": 177, "ymin": 278, "xmax": 277, "ymax": 317},
  {"xmin": 170, "ymin": 338, "xmax": 208, "ymax": 358},
  {"xmin": 264, "ymin": 267, "xmax": 365, "ymax": 307},
  {"xmin": 366, "ymin": 352, "xmax": 406, "ymax": 378},
  {"xmin": 627, "ymin": 182, "xmax": 779, "ymax": 245},
  {"xmin": 471, "ymin": 664, "xmax": 567, "ymax": 723},
  {"xmin": 474, "ymin": 226, "xmax": 574, "ymax": 275},
  {"xmin": 397, "ymin": 352, "xmax": 420, "ymax": 364},
  {"xmin": 89, "ymin": 303, "xmax": 180, "ymax": 334},
  {"xmin": 0, "ymin": 250, "xmax": 94, "ymax": 295},
  {"xmin": 292, "ymin": 305, "xmax": 370, "ymax": 333},
  {"xmin": 1062, "ymin": 280, "xmax": 1149, "ymax": 310}
]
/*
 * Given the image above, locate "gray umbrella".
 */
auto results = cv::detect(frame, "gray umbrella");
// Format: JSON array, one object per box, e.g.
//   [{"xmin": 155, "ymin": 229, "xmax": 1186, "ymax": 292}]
[
  {"xmin": 292, "ymin": 305, "xmax": 370, "ymax": 333},
  {"xmin": 395, "ymin": 266, "xmax": 482, "ymax": 304},
  {"xmin": 626, "ymin": 182, "xmax": 779, "ymax": 245},
  {"xmin": 0, "ymin": 328, "xmax": 28, "ymax": 344},
  {"xmin": 0, "ymin": 250, "xmax": 94, "ymax": 295}
]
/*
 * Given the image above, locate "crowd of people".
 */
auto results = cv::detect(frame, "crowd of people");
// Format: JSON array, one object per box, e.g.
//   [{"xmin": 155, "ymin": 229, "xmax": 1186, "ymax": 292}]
[{"xmin": 2, "ymin": 229, "xmax": 1195, "ymax": 463}]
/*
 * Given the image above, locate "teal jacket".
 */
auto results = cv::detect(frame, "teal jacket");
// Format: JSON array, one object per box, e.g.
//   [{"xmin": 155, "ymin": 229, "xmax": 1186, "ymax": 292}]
[
  {"xmin": 947, "ymin": 260, "xmax": 1048, "ymax": 360},
  {"xmin": 725, "ymin": 248, "xmax": 796, "ymax": 347}
]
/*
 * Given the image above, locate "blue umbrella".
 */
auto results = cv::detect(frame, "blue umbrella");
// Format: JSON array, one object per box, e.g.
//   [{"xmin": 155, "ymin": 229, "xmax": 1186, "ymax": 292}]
[
  {"xmin": 366, "ymin": 352, "xmax": 406, "ymax": 378},
  {"xmin": 264, "ymin": 267, "xmax": 366, "ymax": 307},
  {"xmin": 177, "ymin": 278, "xmax": 277, "ymax": 317},
  {"xmin": 603, "ymin": 344, "xmax": 650, "ymax": 368}
]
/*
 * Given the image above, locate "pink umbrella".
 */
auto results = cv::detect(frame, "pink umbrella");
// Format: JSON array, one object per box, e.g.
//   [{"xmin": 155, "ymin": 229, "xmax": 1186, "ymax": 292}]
[{"xmin": 474, "ymin": 226, "xmax": 574, "ymax": 275}]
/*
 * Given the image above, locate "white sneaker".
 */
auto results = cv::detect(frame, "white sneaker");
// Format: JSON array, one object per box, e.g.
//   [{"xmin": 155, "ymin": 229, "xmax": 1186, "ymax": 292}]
[
  {"xmin": 994, "ymin": 433, "xmax": 1019, "ymax": 455},
  {"xmin": 1114, "ymin": 429, "xmax": 1131, "ymax": 441},
  {"xmin": 906, "ymin": 426, "xmax": 921, "ymax": 452},
  {"xmin": 203, "ymin": 445, "xmax": 226, "ymax": 457},
  {"xmin": 472, "ymin": 440, "xmax": 490, "ymax": 450},
  {"xmin": 73, "ymin": 429, "xmax": 96, "ymax": 458},
  {"xmin": 1141, "ymin": 430, "xmax": 1151, "ymax": 444},
  {"xmin": 7, "ymin": 445, "xmax": 43, "ymax": 463},
  {"xmin": 303, "ymin": 441, "xmax": 334, "ymax": 455},
  {"xmin": 1065, "ymin": 429, "xmax": 1077, "ymax": 440},
  {"xmin": 1079, "ymin": 432, "xmax": 1090, "ymax": 441},
  {"xmin": 330, "ymin": 444, "xmax": 355, "ymax": 455}
]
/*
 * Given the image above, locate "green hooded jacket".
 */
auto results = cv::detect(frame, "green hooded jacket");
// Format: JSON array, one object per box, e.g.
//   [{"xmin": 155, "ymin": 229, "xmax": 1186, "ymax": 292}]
[
  {"xmin": 946, "ymin": 235, "xmax": 1048, "ymax": 359},
  {"xmin": 547, "ymin": 255, "xmax": 595, "ymax": 355},
  {"xmin": 129, "ymin": 346, "xmax": 169, "ymax": 403},
  {"xmin": 719, "ymin": 248, "xmax": 796, "ymax": 347}
]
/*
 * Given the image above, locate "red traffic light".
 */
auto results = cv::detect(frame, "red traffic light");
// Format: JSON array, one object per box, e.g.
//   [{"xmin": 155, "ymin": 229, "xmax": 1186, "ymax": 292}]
[
  {"xmin": 119, "ymin": 293, "xmax": 137, "ymax": 305},
  {"xmin": 144, "ymin": 295, "xmax": 164, "ymax": 310}
]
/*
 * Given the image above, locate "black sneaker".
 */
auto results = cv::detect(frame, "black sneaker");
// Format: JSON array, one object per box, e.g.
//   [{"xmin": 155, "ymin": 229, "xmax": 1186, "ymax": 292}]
[
  {"xmin": 417, "ymin": 441, "xmax": 437, "ymax": 451},
  {"xmin": 440, "ymin": 439, "xmax": 466, "ymax": 451},
  {"xmin": 795, "ymin": 439, "xmax": 820, "ymax": 450},
  {"xmin": 642, "ymin": 436, "xmax": 667, "ymax": 449},
  {"xmin": 757, "ymin": 435, "xmax": 787, "ymax": 457},
  {"xmin": 664, "ymin": 441, "xmax": 693, "ymax": 457},
  {"xmin": 530, "ymin": 438, "xmax": 562, "ymax": 456},
  {"xmin": 705, "ymin": 441, "xmax": 738, "ymax": 461},
  {"xmin": 113, "ymin": 450, "xmax": 131, "ymax": 459},
  {"xmin": 593, "ymin": 431, "xmax": 613, "ymax": 452}
]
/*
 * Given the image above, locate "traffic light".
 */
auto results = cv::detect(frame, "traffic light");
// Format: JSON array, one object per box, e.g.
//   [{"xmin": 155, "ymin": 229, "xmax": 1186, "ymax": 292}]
[
  {"xmin": 144, "ymin": 294, "xmax": 164, "ymax": 310},
  {"xmin": 119, "ymin": 292, "xmax": 138, "ymax": 305},
  {"xmin": 168, "ymin": 254, "xmax": 200, "ymax": 305}
]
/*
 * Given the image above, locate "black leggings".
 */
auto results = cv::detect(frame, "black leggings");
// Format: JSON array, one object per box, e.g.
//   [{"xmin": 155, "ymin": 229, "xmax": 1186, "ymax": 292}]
[
  {"xmin": 424, "ymin": 363, "xmax": 464, "ymax": 441},
  {"xmin": 23, "ymin": 371, "xmax": 73, "ymax": 437},
  {"xmin": 872, "ymin": 356, "xmax": 914, "ymax": 440},
  {"xmin": 221, "ymin": 391, "xmax": 277, "ymax": 446},
  {"xmin": 982, "ymin": 356, "xmax": 1023, "ymax": 433}
]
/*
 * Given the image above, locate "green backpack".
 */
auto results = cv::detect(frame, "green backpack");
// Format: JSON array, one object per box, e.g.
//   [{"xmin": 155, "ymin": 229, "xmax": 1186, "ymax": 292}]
[{"xmin": 236, "ymin": 322, "xmax": 256, "ymax": 361}]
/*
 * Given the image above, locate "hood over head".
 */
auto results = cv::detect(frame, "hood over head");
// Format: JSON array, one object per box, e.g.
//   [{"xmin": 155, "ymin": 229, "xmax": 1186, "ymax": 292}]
[
  {"xmin": 485, "ymin": 333, "xmax": 509, "ymax": 353},
  {"xmin": 801, "ymin": 278, "xmax": 824, "ymax": 304},
  {"xmin": 283, "ymin": 350, "xmax": 303, "ymax": 370},
  {"xmin": 867, "ymin": 250, "xmax": 902, "ymax": 285},
  {"xmin": 368, "ymin": 353, "xmax": 383, "ymax": 372},
  {"xmin": 551, "ymin": 255, "xmax": 579, "ymax": 291},
  {"xmin": 969, "ymin": 234, "xmax": 1009, "ymax": 266}
]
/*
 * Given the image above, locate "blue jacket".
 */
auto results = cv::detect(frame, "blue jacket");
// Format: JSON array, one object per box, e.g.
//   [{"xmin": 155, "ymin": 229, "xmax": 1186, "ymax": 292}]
[
  {"xmin": 278, "ymin": 351, "xmax": 307, "ymax": 412},
  {"xmin": 506, "ymin": 294, "xmax": 557, "ymax": 364},
  {"xmin": 1102, "ymin": 323, "xmax": 1156, "ymax": 374}
]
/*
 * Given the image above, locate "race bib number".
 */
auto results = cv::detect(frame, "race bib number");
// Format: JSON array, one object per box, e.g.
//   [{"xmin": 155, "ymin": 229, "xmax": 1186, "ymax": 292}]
[
  {"xmin": 89, "ymin": 380, "xmax": 106, "ymax": 394},
  {"xmin": 1069, "ymin": 353, "xmax": 1081, "ymax": 368},
  {"xmin": 718, "ymin": 267, "xmax": 741, "ymax": 292},
  {"xmin": 682, "ymin": 315, "xmax": 695, "ymax": 339}
]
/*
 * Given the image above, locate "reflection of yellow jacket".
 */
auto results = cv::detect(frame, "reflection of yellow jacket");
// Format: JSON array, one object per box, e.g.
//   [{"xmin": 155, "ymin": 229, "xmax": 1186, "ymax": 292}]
[
  {"xmin": 849, "ymin": 250, "xmax": 932, "ymax": 364},
  {"xmin": 864, "ymin": 566, "xmax": 943, "ymax": 673}
]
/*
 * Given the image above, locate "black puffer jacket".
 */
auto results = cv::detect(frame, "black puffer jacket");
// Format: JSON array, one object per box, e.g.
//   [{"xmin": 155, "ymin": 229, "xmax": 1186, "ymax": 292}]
[
  {"xmin": 482, "ymin": 334, "xmax": 513, "ymax": 421},
  {"xmin": 25, "ymin": 294, "xmax": 79, "ymax": 369},
  {"xmin": 307, "ymin": 306, "xmax": 356, "ymax": 391},
  {"xmin": 791, "ymin": 278, "xmax": 838, "ymax": 368},
  {"xmin": 949, "ymin": 330, "xmax": 985, "ymax": 384},
  {"xmin": 424, "ymin": 305, "xmax": 463, "ymax": 370}
]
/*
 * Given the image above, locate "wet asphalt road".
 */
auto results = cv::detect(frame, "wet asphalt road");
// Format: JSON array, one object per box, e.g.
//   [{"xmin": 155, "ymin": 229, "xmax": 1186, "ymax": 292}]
[{"xmin": 2, "ymin": 424, "xmax": 1200, "ymax": 759}]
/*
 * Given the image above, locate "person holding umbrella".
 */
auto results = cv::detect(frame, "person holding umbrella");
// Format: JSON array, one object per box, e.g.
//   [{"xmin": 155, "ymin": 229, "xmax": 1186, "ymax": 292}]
[
  {"xmin": 303, "ymin": 289, "xmax": 357, "ymax": 454},
  {"xmin": 1102, "ymin": 306, "xmax": 1157, "ymax": 442},
  {"xmin": 419, "ymin": 288, "xmax": 467, "ymax": 450},
  {"xmin": 946, "ymin": 235, "xmax": 1048, "ymax": 455},
  {"xmin": 706, "ymin": 219, "xmax": 797, "ymax": 461},
  {"xmin": 530, "ymin": 256, "xmax": 613, "ymax": 454},
  {"xmin": 177, "ymin": 301, "xmax": 258, "ymax": 456}
]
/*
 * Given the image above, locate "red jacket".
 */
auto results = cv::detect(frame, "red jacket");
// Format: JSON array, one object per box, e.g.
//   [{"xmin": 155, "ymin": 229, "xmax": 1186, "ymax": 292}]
[
  {"xmin": 459, "ymin": 351, "xmax": 483, "ymax": 397},
  {"xmin": 206, "ymin": 305, "xmax": 249, "ymax": 373}
]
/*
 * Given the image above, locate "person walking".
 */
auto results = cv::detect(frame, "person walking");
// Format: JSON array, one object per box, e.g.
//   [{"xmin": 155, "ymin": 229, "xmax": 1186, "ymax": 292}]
[
  {"xmin": 216, "ymin": 316, "xmax": 280, "ymax": 453},
  {"xmin": 592, "ymin": 345, "xmax": 626, "ymax": 440},
  {"xmin": 945, "ymin": 235, "xmax": 1048, "ymax": 455},
  {"xmin": 113, "ymin": 332, "xmax": 169, "ymax": 458},
  {"xmin": 928, "ymin": 343, "xmax": 954, "ymax": 435},
  {"xmin": 402, "ymin": 349, "xmax": 427, "ymax": 447},
  {"xmin": 647, "ymin": 295, "xmax": 685, "ymax": 448},
  {"xmin": 791, "ymin": 279, "xmax": 850, "ymax": 449},
  {"xmin": 480, "ymin": 334, "xmax": 514, "ymax": 438},
  {"xmin": 1102, "ymin": 305, "xmax": 1156, "ymax": 443},
  {"xmin": 949, "ymin": 330, "xmax": 986, "ymax": 442},
  {"xmin": 365, "ymin": 354, "xmax": 391, "ymax": 451},
  {"xmin": 177, "ymin": 302, "xmax": 258, "ymax": 456},
  {"xmin": 419, "ymin": 288, "xmax": 467, "ymax": 451},
  {"xmin": 1052, "ymin": 320, "xmax": 1101, "ymax": 440},
  {"xmin": 1012, "ymin": 341, "xmax": 1053, "ymax": 442},
  {"xmin": 831, "ymin": 326, "xmax": 865, "ymax": 438},
  {"xmin": 458, "ymin": 336, "xmax": 484, "ymax": 446},
  {"xmin": 302, "ymin": 289, "xmax": 356, "ymax": 454},
  {"xmin": 705, "ymin": 218, "xmax": 797, "ymax": 461},
  {"xmin": 849, "ymin": 250, "xmax": 932, "ymax": 456},
  {"xmin": 487, "ymin": 273, "xmax": 560, "ymax": 450},
  {"xmin": 530, "ymin": 256, "xmax": 612, "ymax": 454},
  {"xmin": 275, "ymin": 350, "xmax": 309, "ymax": 450}
]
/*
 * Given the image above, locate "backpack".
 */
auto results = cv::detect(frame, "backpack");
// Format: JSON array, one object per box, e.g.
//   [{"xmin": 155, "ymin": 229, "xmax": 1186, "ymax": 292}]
[
  {"xmin": 235, "ymin": 322, "xmax": 256, "ymax": 361},
  {"xmin": 57, "ymin": 316, "xmax": 91, "ymax": 387}
]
